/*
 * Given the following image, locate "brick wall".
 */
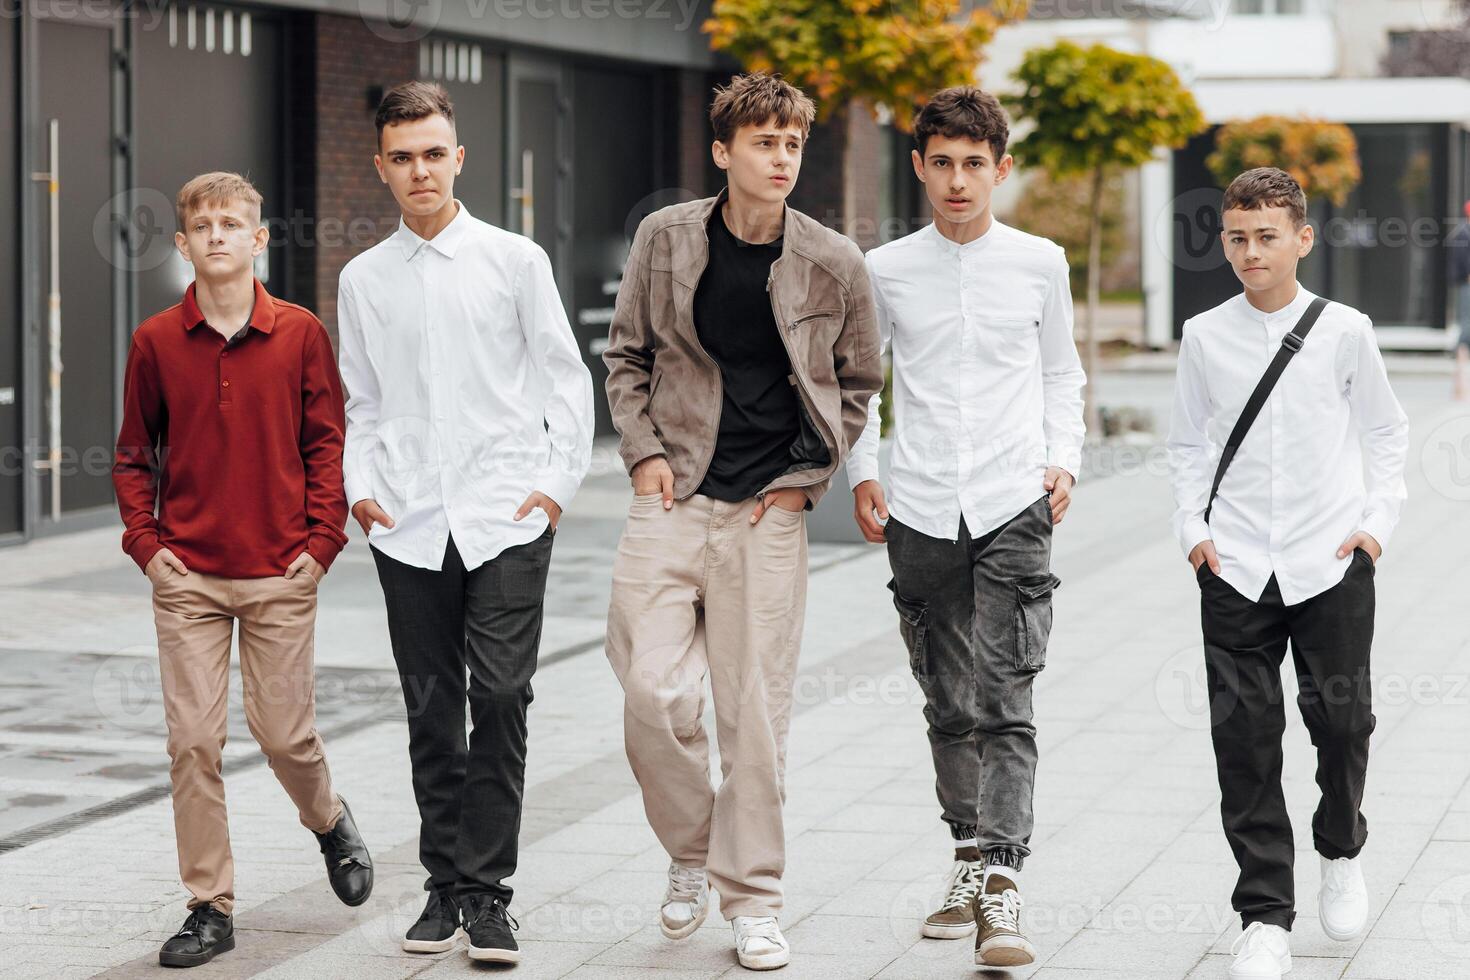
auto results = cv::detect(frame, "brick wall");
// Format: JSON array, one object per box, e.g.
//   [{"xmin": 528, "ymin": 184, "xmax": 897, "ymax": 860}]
[{"xmin": 307, "ymin": 14, "xmax": 418, "ymax": 339}]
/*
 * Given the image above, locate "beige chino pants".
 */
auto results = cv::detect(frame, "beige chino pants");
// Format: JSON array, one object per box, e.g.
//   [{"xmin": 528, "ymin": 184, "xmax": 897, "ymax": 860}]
[
  {"xmin": 605, "ymin": 493, "xmax": 808, "ymax": 919},
  {"xmin": 150, "ymin": 568, "xmax": 343, "ymax": 914}
]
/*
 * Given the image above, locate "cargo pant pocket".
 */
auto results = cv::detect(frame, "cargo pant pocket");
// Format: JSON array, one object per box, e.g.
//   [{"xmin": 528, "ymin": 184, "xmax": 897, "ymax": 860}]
[
  {"xmin": 1014, "ymin": 573, "xmax": 1061, "ymax": 672},
  {"xmin": 887, "ymin": 578, "xmax": 930, "ymax": 677}
]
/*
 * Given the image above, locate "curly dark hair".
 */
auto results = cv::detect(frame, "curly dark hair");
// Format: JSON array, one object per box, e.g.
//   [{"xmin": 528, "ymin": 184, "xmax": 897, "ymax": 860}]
[{"xmin": 913, "ymin": 86, "xmax": 1009, "ymax": 162}]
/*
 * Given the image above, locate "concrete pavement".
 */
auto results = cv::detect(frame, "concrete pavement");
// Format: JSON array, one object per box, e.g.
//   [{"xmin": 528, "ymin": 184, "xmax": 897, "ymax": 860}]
[{"xmin": 0, "ymin": 368, "xmax": 1468, "ymax": 979}]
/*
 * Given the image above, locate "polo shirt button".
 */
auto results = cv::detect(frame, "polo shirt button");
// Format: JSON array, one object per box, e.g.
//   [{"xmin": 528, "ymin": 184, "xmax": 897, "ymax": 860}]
[{"xmin": 221, "ymin": 381, "xmax": 230, "ymax": 388}]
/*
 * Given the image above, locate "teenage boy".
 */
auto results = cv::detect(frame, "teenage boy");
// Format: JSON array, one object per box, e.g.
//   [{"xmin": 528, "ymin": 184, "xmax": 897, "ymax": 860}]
[
  {"xmin": 337, "ymin": 81, "xmax": 594, "ymax": 965},
  {"xmin": 113, "ymin": 172, "xmax": 373, "ymax": 968},
  {"xmin": 847, "ymin": 86, "xmax": 1086, "ymax": 968},
  {"xmin": 1167, "ymin": 167, "xmax": 1408, "ymax": 980},
  {"xmin": 602, "ymin": 71, "xmax": 883, "ymax": 970}
]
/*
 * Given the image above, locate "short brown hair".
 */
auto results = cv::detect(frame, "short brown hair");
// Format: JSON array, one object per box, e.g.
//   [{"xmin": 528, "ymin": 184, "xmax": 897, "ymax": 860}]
[
  {"xmin": 913, "ymin": 87, "xmax": 1009, "ymax": 162},
  {"xmin": 175, "ymin": 172, "xmax": 263, "ymax": 233},
  {"xmin": 375, "ymin": 80, "xmax": 455, "ymax": 144},
  {"xmin": 1222, "ymin": 167, "xmax": 1308, "ymax": 228},
  {"xmin": 709, "ymin": 72, "xmax": 816, "ymax": 145}
]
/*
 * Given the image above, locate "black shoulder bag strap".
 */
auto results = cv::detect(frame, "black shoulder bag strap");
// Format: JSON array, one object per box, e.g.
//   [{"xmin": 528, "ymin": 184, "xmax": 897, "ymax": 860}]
[{"xmin": 1203, "ymin": 296, "xmax": 1329, "ymax": 524}]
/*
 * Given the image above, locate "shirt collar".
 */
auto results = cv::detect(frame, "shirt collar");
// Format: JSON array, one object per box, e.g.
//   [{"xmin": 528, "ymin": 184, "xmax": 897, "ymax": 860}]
[
  {"xmin": 1239, "ymin": 282, "xmax": 1316, "ymax": 325},
  {"xmin": 181, "ymin": 277, "xmax": 276, "ymax": 335},
  {"xmin": 927, "ymin": 216, "xmax": 1001, "ymax": 255},
  {"xmin": 394, "ymin": 199, "xmax": 471, "ymax": 260}
]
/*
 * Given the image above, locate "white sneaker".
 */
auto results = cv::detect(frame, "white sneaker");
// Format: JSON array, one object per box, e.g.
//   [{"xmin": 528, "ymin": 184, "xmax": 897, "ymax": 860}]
[
  {"xmin": 732, "ymin": 915, "xmax": 790, "ymax": 970},
  {"xmin": 1318, "ymin": 854, "xmax": 1368, "ymax": 941},
  {"xmin": 659, "ymin": 863, "xmax": 709, "ymax": 940},
  {"xmin": 1228, "ymin": 922, "xmax": 1291, "ymax": 980}
]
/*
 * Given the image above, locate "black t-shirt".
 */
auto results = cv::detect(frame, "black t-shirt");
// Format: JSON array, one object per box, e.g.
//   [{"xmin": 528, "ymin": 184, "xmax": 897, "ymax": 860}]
[{"xmin": 692, "ymin": 208, "xmax": 801, "ymax": 502}]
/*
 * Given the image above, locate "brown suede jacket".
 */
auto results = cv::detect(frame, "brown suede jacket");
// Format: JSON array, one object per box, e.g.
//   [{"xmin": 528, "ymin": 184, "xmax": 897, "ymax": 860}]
[{"xmin": 603, "ymin": 190, "xmax": 884, "ymax": 507}]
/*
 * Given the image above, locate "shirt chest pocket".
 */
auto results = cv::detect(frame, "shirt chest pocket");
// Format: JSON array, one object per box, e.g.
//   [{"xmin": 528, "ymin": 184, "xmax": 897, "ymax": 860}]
[{"xmin": 973, "ymin": 311, "xmax": 1041, "ymax": 367}]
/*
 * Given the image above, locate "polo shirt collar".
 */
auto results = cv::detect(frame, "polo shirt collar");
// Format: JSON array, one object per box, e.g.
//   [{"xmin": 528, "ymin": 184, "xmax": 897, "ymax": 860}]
[
  {"xmin": 181, "ymin": 277, "xmax": 276, "ymax": 335},
  {"xmin": 394, "ymin": 199, "xmax": 471, "ymax": 260}
]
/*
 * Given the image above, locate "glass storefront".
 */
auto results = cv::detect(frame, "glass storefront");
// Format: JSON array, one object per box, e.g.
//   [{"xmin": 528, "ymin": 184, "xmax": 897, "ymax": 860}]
[{"xmin": 1173, "ymin": 122, "xmax": 1453, "ymax": 335}]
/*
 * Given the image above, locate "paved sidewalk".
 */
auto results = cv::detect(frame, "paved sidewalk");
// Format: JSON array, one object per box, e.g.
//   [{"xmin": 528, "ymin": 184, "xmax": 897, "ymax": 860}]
[{"xmin": 1, "ymin": 371, "xmax": 1468, "ymax": 979}]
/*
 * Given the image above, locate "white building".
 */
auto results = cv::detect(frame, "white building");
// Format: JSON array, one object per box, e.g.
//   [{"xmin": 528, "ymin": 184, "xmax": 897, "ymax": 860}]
[{"xmin": 986, "ymin": 0, "xmax": 1470, "ymax": 347}]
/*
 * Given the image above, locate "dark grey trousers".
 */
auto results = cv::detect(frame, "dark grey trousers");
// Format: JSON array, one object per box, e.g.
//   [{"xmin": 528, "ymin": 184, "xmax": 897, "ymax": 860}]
[
  {"xmin": 371, "ymin": 529, "xmax": 554, "ymax": 906},
  {"xmin": 885, "ymin": 495, "xmax": 1058, "ymax": 871}
]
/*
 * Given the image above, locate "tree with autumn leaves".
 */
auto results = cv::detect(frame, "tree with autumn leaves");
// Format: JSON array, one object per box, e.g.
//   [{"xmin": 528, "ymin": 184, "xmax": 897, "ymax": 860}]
[
  {"xmin": 703, "ymin": 0, "xmax": 1024, "ymax": 128},
  {"xmin": 1206, "ymin": 116, "xmax": 1361, "ymax": 207},
  {"xmin": 1005, "ymin": 41, "xmax": 1206, "ymax": 435}
]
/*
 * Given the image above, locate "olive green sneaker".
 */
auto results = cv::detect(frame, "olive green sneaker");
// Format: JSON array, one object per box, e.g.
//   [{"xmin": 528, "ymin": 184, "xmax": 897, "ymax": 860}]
[
  {"xmin": 922, "ymin": 846, "xmax": 983, "ymax": 939},
  {"xmin": 974, "ymin": 871, "xmax": 1036, "ymax": 967}
]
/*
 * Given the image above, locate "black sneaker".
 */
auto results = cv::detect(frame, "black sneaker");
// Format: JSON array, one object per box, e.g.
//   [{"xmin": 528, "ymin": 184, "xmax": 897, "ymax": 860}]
[
  {"xmin": 403, "ymin": 886, "xmax": 462, "ymax": 954},
  {"xmin": 158, "ymin": 906, "xmax": 235, "ymax": 968},
  {"xmin": 313, "ymin": 796, "xmax": 374, "ymax": 907},
  {"xmin": 462, "ymin": 894, "xmax": 520, "ymax": 963}
]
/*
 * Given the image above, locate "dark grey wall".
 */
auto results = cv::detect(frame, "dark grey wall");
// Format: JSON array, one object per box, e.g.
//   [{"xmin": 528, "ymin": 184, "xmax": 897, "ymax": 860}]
[{"xmin": 0, "ymin": 14, "xmax": 20, "ymax": 536}]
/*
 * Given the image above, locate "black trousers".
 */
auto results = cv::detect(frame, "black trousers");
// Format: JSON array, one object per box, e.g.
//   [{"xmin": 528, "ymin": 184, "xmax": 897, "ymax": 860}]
[
  {"xmin": 372, "ymin": 529, "xmax": 554, "ymax": 905},
  {"xmin": 1198, "ymin": 549, "xmax": 1376, "ymax": 931}
]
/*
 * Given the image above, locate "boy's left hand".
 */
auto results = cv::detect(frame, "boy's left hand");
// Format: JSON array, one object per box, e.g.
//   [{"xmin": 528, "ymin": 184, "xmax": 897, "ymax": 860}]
[
  {"xmin": 1044, "ymin": 467, "xmax": 1075, "ymax": 525},
  {"xmin": 1337, "ymin": 531, "xmax": 1381, "ymax": 564},
  {"xmin": 515, "ymin": 491, "xmax": 562, "ymax": 529},
  {"xmin": 285, "ymin": 552, "xmax": 324, "ymax": 582}
]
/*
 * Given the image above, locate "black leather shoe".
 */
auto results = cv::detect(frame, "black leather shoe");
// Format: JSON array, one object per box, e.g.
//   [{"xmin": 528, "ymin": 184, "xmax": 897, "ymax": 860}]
[
  {"xmin": 158, "ymin": 906, "xmax": 234, "ymax": 968},
  {"xmin": 403, "ymin": 886, "xmax": 461, "ymax": 953},
  {"xmin": 462, "ymin": 894, "xmax": 520, "ymax": 963},
  {"xmin": 313, "ymin": 796, "xmax": 374, "ymax": 906}
]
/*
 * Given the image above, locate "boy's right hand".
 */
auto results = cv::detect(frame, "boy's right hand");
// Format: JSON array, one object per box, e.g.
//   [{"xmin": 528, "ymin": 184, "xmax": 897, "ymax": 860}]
[
  {"xmin": 351, "ymin": 499, "xmax": 396, "ymax": 536},
  {"xmin": 852, "ymin": 480, "xmax": 889, "ymax": 544},
  {"xmin": 146, "ymin": 548, "xmax": 188, "ymax": 582},
  {"xmin": 631, "ymin": 456, "xmax": 675, "ymax": 510},
  {"xmin": 1189, "ymin": 539, "xmax": 1221, "ymax": 575}
]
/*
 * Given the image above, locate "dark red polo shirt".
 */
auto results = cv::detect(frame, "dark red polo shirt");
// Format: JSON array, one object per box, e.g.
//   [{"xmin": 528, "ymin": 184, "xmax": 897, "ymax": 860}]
[{"xmin": 113, "ymin": 278, "xmax": 349, "ymax": 578}]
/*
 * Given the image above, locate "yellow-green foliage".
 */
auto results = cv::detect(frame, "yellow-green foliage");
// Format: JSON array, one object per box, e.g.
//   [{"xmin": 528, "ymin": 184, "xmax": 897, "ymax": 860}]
[
  {"xmin": 1206, "ymin": 116, "xmax": 1361, "ymax": 207},
  {"xmin": 703, "ymin": 0, "xmax": 1026, "ymax": 128},
  {"xmin": 1005, "ymin": 41, "xmax": 1206, "ymax": 175}
]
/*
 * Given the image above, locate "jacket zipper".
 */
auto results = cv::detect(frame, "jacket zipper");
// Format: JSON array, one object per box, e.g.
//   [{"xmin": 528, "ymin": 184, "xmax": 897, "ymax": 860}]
[
  {"xmin": 759, "ymin": 264, "xmax": 840, "ymax": 502},
  {"xmin": 682, "ymin": 232, "xmax": 724, "ymax": 498}
]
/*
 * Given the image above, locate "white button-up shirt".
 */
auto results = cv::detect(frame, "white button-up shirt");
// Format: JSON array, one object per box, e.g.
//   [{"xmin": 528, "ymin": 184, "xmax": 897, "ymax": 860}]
[
  {"xmin": 1167, "ymin": 285, "xmax": 1409, "ymax": 605},
  {"xmin": 337, "ymin": 201, "xmax": 594, "ymax": 572},
  {"xmin": 846, "ymin": 220, "xmax": 1087, "ymax": 541}
]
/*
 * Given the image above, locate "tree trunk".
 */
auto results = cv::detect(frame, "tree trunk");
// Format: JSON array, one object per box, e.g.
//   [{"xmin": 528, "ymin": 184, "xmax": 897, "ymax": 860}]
[{"xmin": 1084, "ymin": 163, "xmax": 1104, "ymax": 440}]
